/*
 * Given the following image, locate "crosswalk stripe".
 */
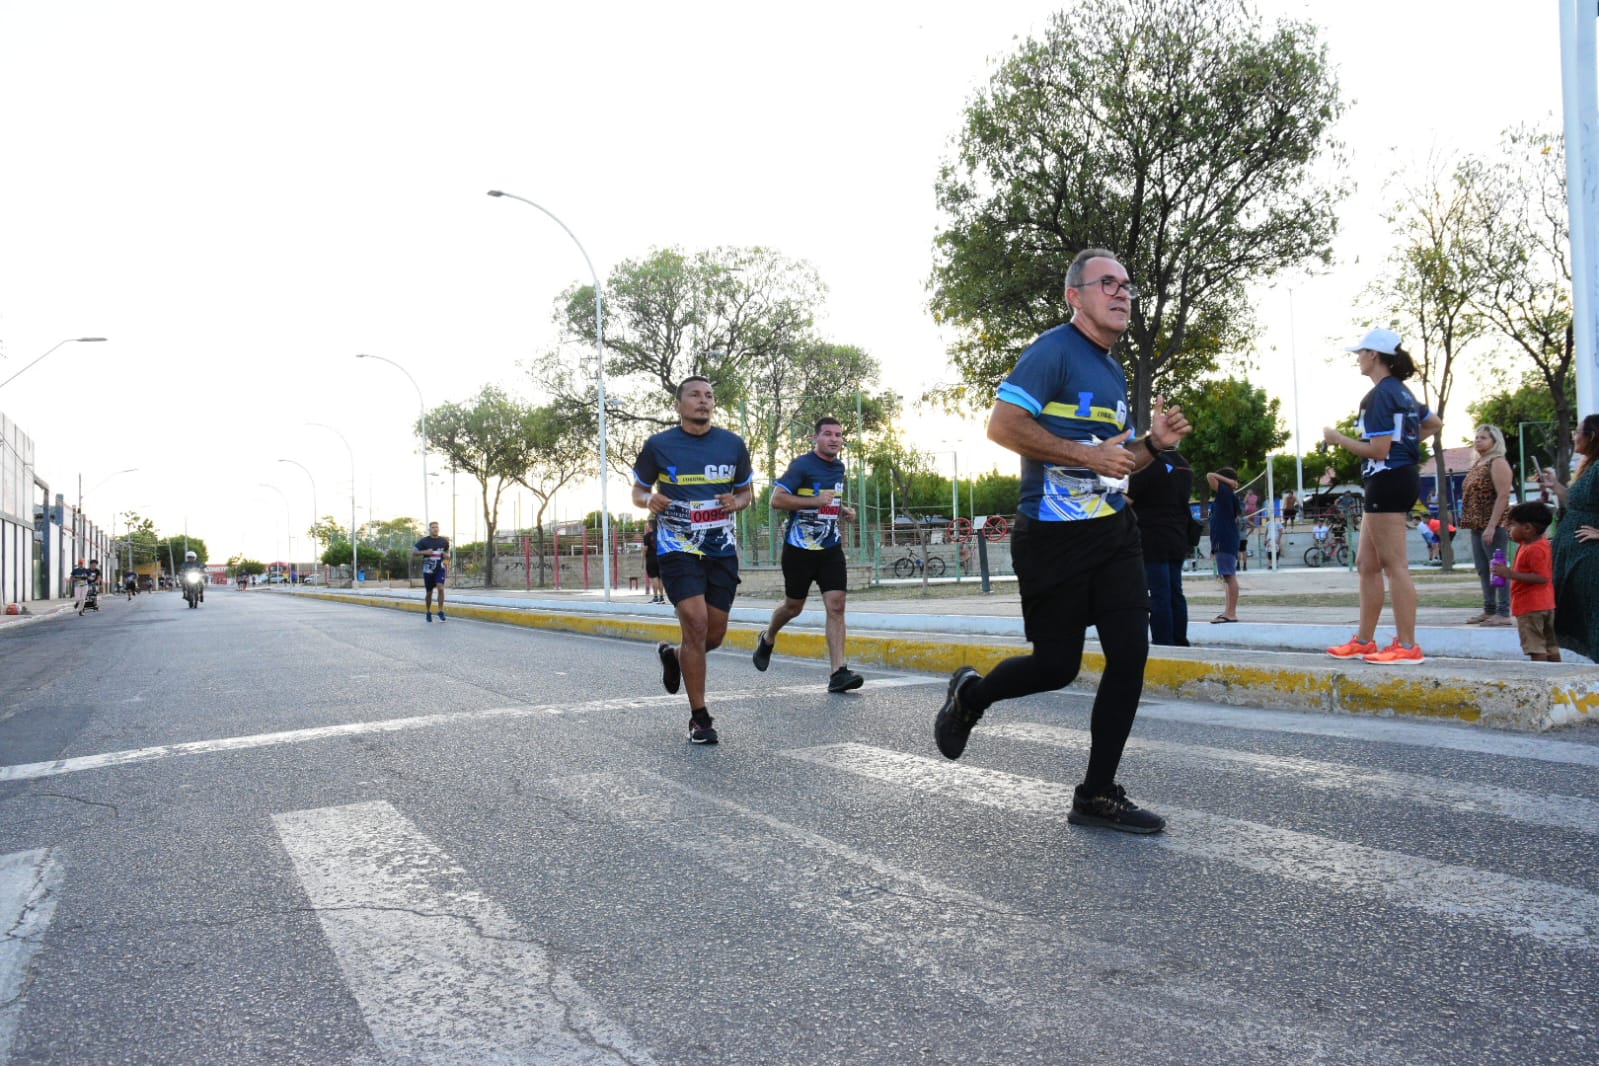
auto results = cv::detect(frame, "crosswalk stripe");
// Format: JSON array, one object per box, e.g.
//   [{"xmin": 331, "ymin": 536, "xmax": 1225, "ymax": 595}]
[
  {"xmin": 272, "ymin": 801, "xmax": 656, "ymax": 1066},
  {"xmin": 543, "ymin": 770, "xmax": 1420, "ymax": 1064},
  {"xmin": 0, "ymin": 677, "xmax": 937, "ymax": 784},
  {"xmin": 783, "ymin": 743, "xmax": 1599, "ymax": 951},
  {"xmin": 1137, "ymin": 699, "xmax": 1599, "ymax": 768},
  {"xmin": 982, "ymin": 721, "xmax": 1599, "ymax": 835},
  {"xmin": 0, "ymin": 849, "xmax": 64, "ymax": 1066}
]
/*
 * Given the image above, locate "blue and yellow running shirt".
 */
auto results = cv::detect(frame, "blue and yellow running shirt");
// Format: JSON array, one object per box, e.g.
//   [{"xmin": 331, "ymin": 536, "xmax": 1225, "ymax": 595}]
[
  {"xmin": 633, "ymin": 426, "xmax": 753, "ymax": 558},
  {"xmin": 996, "ymin": 322, "xmax": 1133, "ymax": 522},
  {"xmin": 1356, "ymin": 377, "xmax": 1431, "ymax": 479},
  {"xmin": 775, "ymin": 452, "xmax": 847, "ymax": 550}
]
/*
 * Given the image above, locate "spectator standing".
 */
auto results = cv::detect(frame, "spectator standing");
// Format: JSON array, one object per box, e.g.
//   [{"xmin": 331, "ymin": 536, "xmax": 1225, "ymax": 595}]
[
  {"xmin": 1283, "ymin": 490, "xmax": 1299, "ymax": 530},
  {"xmin": 1460, "ymin": 424, "xmax": 1514, "ymax": 626},
  {"xmin": 1129, "ymin": 446, "xmax": 1194, "ymax": 646},
  {"xmin": 1491, "ymin": 502, "xmax": 1560, "ymax": 662},
  {"xmin": 642, "ymin": 518, "xmax": 664, "ymax": 603},
  {"xmin": 1539, "ymin": 413, "xmax": 1599, "ymax": 661},
  {"xmin": 1206, "ymin": 467, "xmax": 1241, "ymax": 623}
]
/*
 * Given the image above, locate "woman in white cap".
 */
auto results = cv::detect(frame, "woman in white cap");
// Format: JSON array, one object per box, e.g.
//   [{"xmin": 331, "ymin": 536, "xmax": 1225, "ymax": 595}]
[{"xmin": 1320, "ymin": 328, "xmax": 1442, "ymax": 664}]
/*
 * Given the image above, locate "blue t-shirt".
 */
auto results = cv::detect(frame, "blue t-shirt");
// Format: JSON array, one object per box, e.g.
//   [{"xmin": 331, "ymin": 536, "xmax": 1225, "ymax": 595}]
[
  {"xmin": 1357, "ymin": 377, "xmax": 1431, "ymax": 478},
  {"xmin": 1210, "ymin": 484, "xmax": 1240, "ymax": 554},
  {"xmin": 633, "ymin": 426, "xmax": 753, "ymax": 558},
  {"xmin": 996, "ymin": 322, "xmax": 1134, "ymax": 522},
  {"xmin": 776, "ymin": 452, "xmax": 847, "ymax": 550}
]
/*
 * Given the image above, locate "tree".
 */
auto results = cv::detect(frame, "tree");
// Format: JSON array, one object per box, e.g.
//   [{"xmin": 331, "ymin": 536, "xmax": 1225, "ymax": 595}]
[
  {"xmin": 1171, "ymin": 378, "xmax": 1289, "ymax": 504},
  {"xmin": 1364, "ymin": 154, "xmax": 1489, "ymax": 570},
  {"xmin": 154, "ymin": 535, "xmax": 208, "ymax": 571},
  {"xmin": 226, "ymin": 555, "xmax": 267, "ymax": 578},
  {"xmin": 863, "ymin": 427, "xmax": 940, "ymax": 593},
  {"xmin": 930, "ymin": 0, "xmax": 1346, "ymax": 427},
  {"xmin": 308, "ymin": 517, "xmax": 348, "ymax": 548},
  {"xmin": 119, "ymin": 511, "xmax": 161, "ymax": 568},
  {"xmin": 513, "ymin": 402, "xmax": 599, "ymax": 586},
  {"xmin": 1468, "ymin": 372, "xmax": 1576, "ymax": 479},
  {"xmin": 1462, "ymin": 127, "xmax": 1580, "ymax": 480},
  {"xmin": 422, "ymin": 386, "xmax": 546, "ymax": 587}
]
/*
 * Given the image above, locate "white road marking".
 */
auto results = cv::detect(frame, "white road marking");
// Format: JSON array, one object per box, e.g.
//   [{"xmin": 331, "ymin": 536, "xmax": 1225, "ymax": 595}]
[
  {"xmin": 273, "ymin": 801, "xmax": 655, "ymax": 1066},
  {"xmin": 784, "ymin": 743, "xmax": 1599, "ymax": 951},
  {"xmin": 542, "ymin": 770, "xmax": 1425, "ymax": 1065},
  {"xmin": 1135, "ymin": 698, "xmax": 1599, "ymax": 767},
  {"xmin": 0, "ymin": 677, "xmax": 936, "ymax": 784},
  {"xmin": 0, "ymin": 849, "xmax": 64, "ymax": 1065},
  {"xmin": 983, "ymin": 721, "xmax": 1599, "ymax": 835}
]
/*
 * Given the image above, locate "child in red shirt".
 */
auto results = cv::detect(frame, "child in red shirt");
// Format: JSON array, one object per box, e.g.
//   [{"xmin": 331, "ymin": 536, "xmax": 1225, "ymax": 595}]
[{"xmin": 1491, "ymin": 502, "xmax": 1560, "ymax": 662}]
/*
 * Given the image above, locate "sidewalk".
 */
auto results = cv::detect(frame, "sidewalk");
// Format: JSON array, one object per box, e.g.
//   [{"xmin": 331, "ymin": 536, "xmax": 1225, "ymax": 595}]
[{"xmin": 293, "ymin": 567, "xmax": 1598, "ymax": 733}]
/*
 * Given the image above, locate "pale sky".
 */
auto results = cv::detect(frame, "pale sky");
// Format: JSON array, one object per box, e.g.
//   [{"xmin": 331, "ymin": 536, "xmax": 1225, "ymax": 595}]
[{"xmin": 0, "ymin": 1, "xmax": 1570, "ymax": 563}]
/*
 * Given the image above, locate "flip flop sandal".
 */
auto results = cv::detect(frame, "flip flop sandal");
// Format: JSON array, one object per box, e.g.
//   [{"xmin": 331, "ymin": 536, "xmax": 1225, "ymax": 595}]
[{"xmin": 1211, "ymin": 615, "xmax": 1238, "ymax": 624}]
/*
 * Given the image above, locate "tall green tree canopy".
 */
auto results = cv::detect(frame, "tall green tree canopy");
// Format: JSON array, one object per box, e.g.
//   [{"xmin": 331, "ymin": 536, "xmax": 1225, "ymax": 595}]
[
  {"xmin": 1170, "ymin": 377, "xmax": 1289, "ymax": 502},
  {"xmin": 930, "ymin": 0, "xmax": 1345, "ymax": 426}
]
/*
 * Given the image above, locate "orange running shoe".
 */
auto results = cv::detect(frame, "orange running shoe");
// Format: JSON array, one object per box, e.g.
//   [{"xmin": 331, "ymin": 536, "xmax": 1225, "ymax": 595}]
[
  {"xmin": 1326, "ymin": 635, "xmax": 1378, "ymax": 659},
  {"xmin": 1362, "ymin": 639, "xmax": 1426, "ymax": 665}
]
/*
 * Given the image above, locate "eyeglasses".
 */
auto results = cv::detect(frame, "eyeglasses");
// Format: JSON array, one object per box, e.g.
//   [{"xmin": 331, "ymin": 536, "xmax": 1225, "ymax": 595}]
[{"xmin": 1076, "ymin": 274, "xmax": 1138, "ymax": 299}]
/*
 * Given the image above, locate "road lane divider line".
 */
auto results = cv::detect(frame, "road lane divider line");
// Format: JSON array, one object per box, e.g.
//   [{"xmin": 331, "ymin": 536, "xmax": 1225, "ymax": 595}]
[
  {"xmin": 272, "ymin": 800, "xmax": 656, "ymax": 1066},
  {"xmin": 0, "ymin": 848, "xmax": 64, "ymax": 1065},
  {"xmin": 540, "ymin": 770, "xmax": 1421, "ymax": 1065},
  {"xmin": 0, "ymin": 677, "xmax": 939, "ymax": 784},
  {"xmin": 783, "ymin": 743, "xmax": 1599, "ymax": 951},
  {"xmin": 983, "ymin": 721, "xmax": 1599, "ymax": 835}
]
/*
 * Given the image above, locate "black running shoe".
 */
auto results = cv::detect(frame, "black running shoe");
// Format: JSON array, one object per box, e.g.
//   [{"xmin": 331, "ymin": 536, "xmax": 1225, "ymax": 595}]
[
  {"xmin": 657, "ymin": 641, "xmax": 681, "ymax": 695},
  {"xmin": 753, "ymin": 630, "xmax": 775, "ymax": 672},
  {"xmin": 1067, "ymin": 784, "xmax": 1166, "ymax": 834},
  {"xmin": 933, "ymin": 666, "xmax": 982, "ymax": 760},
  {"xmin": 827, "ymin": 666, "xmax": 864, "ymax": 693},
  {"xmin": 689, "ymin": 709, "xmax": 718, "ymax": 745}
]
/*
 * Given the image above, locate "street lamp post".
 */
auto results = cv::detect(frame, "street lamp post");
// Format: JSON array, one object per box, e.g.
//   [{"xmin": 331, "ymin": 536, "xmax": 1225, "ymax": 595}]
[
  {"xmin": 307, "ymin": 422, "xmax": 358, "ymax": 584},
  {"xmin": 78, "ymin": 467, "xmax": 137, "ymax": 568},
  {"xmin": 278, "ymin": 458, "xmax": 319, "ymax": 566},
  {"xmin": 1288, "ymin": 285, "xmax": 1305, "ymax": 501},
  {"xmin": 487, "ymin": 189, "xmax": 613, "ymax": 601},
  {"xmin": 0, "ymin": 337, "xmax": 107, "ymax": 392},
  {"xmin": 354, "ymin": 354, "xmax": 429, "ymax": 528}
]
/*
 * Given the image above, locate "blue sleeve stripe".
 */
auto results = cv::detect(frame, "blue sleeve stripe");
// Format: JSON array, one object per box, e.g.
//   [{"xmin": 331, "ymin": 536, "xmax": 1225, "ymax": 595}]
[{"xmin": 996, "ymin": 382, "xmax": 1042, "ymax": 417}]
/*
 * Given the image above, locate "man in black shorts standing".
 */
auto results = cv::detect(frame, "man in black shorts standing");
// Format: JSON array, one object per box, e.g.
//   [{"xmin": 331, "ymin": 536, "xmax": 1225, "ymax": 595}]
[
  {"xmin": 932, "ymin": 248, "xmax": 1191, "ymax": 834},
  {"xmin": 412, "ymin": 521, "xmax": 450, "ymax": 622},
  {"xmin": 633, "ymin": 376, "xmax": 754, "ymax": 744},
  {"xmin": 752, "ymin": 416, "xmax": 862, "ymax": 692}
]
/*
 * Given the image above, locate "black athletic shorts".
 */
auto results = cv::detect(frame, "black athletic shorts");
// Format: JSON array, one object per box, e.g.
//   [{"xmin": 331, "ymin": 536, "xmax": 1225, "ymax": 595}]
[
  {"xmin": 781, "ymin": 544, "xmax": 847, "ymax": 600},
  {"xmin": 1011, "ymin": 509, "xmax": 1148, "ymax": 644},
  {"xmin": 644, "ymin": 550, "xmax": 660, "ymax": 579},
  {"xmin": 1364, "ymin": 465, "xmax": 1420, "ymax": 514},
  {"xmin": 423, "ymin": 567, "xmax": 447, "ymax": 590},
  {"xmin": 658, "ymin": 551, "xmax": 740, "ymax": 612}
]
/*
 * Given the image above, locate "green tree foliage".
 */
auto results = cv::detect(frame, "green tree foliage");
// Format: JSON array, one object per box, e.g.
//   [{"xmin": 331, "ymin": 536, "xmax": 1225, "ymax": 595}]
[
  {"xmin": 321, "ymin": 541, "xmax": 353, "ymax": 567},
  {"xmin": 154, "ymin": 535, "xmax": 208, "ymax": 570},
  {"xmin": 1170, "ymin": 378, "xmax": 1289, "ymax": 503},
  {"xmin": 745, "ymin": 340, "xmax": 892, "ymax": 497},
  {"xmin": 1462, "ymin": 127, "xmax": 1580, "ymax": 478},
  {"xmin": 119, "ymin": 511, "xmax": 162, "ymax": 567},
  {"xmin": 861, "ymin": 428, "xmax": 940, "ymax": 592},
  {"xmin": 929, "ymin": 0, "xmax": 1346, "ymax": 425},
  {"xmin": 308, "ymin": 517, "xmax": 348, "ymax": 548},
  {"xmin": 226, "ymin": 555, "xmax": 267, "ymax": 578},
  {"xmin": 422, "ymin": 386, "xmax": 547, "ymax": 587},
  {"xmin": 514, "ymin": 402, "xmax": 600, "ymax": 585},
  {"xmin": 1468, "ymin": 372, "xmax": 1577, "ymax": 479}
]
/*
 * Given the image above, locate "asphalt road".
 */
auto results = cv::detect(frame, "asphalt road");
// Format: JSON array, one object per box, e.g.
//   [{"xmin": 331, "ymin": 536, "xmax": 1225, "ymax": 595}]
[{"xmin": 1, "ymin": 589, "xmax": 1596, "ymax": 1065}]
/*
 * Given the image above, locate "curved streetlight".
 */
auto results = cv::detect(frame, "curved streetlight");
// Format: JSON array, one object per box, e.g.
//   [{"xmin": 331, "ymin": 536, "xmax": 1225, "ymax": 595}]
[
  {"xmin": 354, "ymin": 353, "xmax": 429, "ymax": 529},
  {"xmin": 487, "ymin": 189, "xmax": 613, "ymax": 601},
  {"xmin": 307, "ymin": 422, "xmax": 359, "ymax": 583},
  {"xmin": 278, "ymin": 458, "xmax": 319, "ymax": 564},
  {"xmin": 0, "ymin": 337, "xmax": 107, "ymax": 392}
]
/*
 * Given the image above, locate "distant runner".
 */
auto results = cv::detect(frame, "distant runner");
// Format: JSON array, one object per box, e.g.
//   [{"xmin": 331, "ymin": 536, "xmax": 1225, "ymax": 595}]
[{"xmin": 413, "ymin": 521, "xmax": 450, "ymax": 622}]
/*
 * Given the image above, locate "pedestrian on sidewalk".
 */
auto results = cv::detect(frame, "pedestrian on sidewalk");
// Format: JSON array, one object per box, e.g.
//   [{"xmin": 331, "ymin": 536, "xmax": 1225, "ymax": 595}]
[
  {"xmin": 1205, "ymin": 467, "xmax": 1241, "ymax": 623},
  {"xmin": 642, "ymin": 518, "xmax": 665, "ymax": 603},
  {"xmin": 1461, "ymin": 424, "xmax": 1514, "ymax": 626},
  {"xmin": 1491, "ymin": 502, "xmax": 1560, "ymax": 662},
  {"xmin": 1129, "ymin": 445, "xmax": 1194, "ymax": 646},
  {"xmin": 633, "ymin": 375, "xmax": 754, "ymax": 745},
  {"xmin": 752, "ymin": 417, "xmax": 863, "ymax": 692},
  {"xmin": 932, "ymin": 247, "xmax": 1192, "ymax": 834},
  {"xmin": 1540, "ymin": 413, "xmax": 1599, "ymax": 661},
  {"xmin": 1322, "ymin": 327, "xmax": 1442, "ymax": 665}
]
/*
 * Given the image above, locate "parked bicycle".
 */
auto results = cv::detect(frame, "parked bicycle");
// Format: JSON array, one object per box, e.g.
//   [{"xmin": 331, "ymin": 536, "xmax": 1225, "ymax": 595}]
[
  {"xmin": 893, "ymin": 546, "xmax": 946, "ymax": 579},
  {"xmin": 1303, "ymin": 531, "xmax": 1351, "ymax": 568}
]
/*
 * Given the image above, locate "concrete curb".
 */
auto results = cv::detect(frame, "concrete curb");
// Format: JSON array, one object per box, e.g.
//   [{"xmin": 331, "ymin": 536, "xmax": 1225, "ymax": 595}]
[{"xmin": 311, "ymin": 591, "xmax": 1599, "ymax": 732}]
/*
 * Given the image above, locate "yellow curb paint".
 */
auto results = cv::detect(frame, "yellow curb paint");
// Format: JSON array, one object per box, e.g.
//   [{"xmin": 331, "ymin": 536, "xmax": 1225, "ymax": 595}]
[{"xmin": 309, "ymin": 593, "xmax": 1584, "ymax": 731}]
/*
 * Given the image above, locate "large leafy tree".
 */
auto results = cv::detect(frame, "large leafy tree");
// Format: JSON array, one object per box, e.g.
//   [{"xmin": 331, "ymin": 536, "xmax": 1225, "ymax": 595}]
[
  {"xmin": 1462, "ymin": 127, "xmax": 1580, "ymax": 480},
  {"xmin": 1171, "ymin": 378, "xmax": 1289, "ymax": 504},
  {"xmin": 513, "ymin": 402, "xmax": 600, "ymax": 586},
  {"xmin": 930, "ymin": 0, "xmax": 1345, "ymax": 427},
  {"xmin": 1468, "ymin": 372, "xmax": 1577, "ymax": 480},
  {"xmin": 422, "ymin": 386, "xmax": 546, "ymax": 587}
]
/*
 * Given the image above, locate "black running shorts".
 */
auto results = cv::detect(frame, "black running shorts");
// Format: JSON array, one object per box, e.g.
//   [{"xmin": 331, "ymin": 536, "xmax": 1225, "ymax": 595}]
[
  {"xmin": 781, "ymin": 544, "xmax": 847, "ymax": 600},
  {"xmin": 658, "ymin": 551, "xmax": 740, "ymax": 612},
  {"xmin": 1011, "ymin": 509, "xmax": 1148, "ymax": 644},
  {"xmin": 1364, "ymin": 465, "xmax": 1420, "ymax": 514}
]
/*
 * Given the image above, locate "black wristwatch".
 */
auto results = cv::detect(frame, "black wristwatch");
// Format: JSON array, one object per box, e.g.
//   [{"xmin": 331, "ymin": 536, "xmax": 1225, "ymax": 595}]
[{"xmin": 1144, "ymin": 435, "xmax": 1162, "ymax": 459}]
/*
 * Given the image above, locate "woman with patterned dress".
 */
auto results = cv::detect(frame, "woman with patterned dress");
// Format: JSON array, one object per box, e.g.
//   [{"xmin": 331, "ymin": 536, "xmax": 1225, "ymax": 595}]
[
  {"xmin": 1459, "ymin": 424, "xmax": 1515, "ymax": 626},
  {"xmin": 1540, "ymin": 414, "xmax": 1599, "ymax": 661}
]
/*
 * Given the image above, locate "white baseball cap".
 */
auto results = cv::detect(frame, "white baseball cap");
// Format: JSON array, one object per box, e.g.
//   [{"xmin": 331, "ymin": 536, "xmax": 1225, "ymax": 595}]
[{"xmin": 1344, "ymin": 327, "xmax": 1401, "ymax": 355}]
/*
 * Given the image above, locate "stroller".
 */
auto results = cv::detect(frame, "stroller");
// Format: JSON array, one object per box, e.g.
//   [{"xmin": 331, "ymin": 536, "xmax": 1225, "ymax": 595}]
[{"xmin": 79, "ymin": 581, "xmax": 100, "ymax": 615}]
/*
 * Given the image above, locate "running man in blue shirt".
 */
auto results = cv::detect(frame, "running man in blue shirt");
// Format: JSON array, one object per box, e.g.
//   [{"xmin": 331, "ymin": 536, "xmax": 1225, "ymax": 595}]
[
  {"xmin": 752, "ymin": 416, "xmax": 863, "ymax": 692},
  {"xmin": 932, "ymin": 248, "xmax": 1192, "ymax": 834},
  {"xmin": 633, "ymin": 376, "xmax": 754, "ymax": 744}
]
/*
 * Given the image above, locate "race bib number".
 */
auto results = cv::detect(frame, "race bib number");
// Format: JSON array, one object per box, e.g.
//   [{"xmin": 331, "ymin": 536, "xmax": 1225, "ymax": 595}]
[
  {"xmin": 422, "ymin": 558, "xmax": 438, "ymax": 574},
  {"xmin": 688, "ymin": 501, "xmax": 732, "ymax": 531}
]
